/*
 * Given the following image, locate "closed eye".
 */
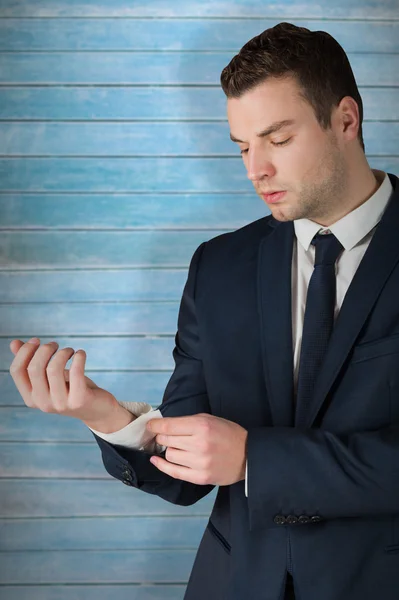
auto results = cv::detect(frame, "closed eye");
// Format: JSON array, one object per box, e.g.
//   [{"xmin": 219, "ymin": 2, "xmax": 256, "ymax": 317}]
[{"xmin": 240, "ymin": 138, "xmax": 291, "ymax": 154}]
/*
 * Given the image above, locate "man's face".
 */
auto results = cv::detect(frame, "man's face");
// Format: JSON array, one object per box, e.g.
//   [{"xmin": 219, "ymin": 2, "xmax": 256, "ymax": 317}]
[{"xmin": 227, "ymin": 76, "xmax": 349, "ymax": 224}]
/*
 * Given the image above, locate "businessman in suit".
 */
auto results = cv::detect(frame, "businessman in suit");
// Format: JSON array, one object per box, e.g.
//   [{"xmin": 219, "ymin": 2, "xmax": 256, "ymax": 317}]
[{"xmin": 9, "ymin": 22, "xmax": 399, "ymax": 600}]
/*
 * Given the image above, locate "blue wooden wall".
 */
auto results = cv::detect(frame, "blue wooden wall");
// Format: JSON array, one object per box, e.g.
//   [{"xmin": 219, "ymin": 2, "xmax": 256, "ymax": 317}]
[{"xmin": 0, "ymin": 1, "xmax": 398, "ymax": 598}]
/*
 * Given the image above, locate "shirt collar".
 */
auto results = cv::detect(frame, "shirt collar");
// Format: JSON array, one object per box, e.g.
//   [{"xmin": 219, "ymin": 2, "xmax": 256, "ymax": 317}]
[{"xmin": 294, "ymin": 169, "xmax": 394, "ymax": 252}]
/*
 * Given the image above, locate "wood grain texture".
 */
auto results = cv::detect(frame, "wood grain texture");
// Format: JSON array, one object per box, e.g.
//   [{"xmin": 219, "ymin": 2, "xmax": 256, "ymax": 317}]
[
  {"xmin": 0, "ymin": 479, "xmax": 216, "ymax": 517},
  {"xmin": 0, "ymin": 19, "xmax": 397, "ymax": 52},
  {"xmin": 1, "ymin": 0, "xmax": 398, "ymax": 19},
  {"xmin": 0, "ymin": 52, "xmax": 397, "ymax": 85},
  {"xmin": 0, "ymin": 587, "xmax": 186, "ymax": 600},
  {"xmin": 0, "ymin": 515, "xmax": 208, "ymax": 550}
]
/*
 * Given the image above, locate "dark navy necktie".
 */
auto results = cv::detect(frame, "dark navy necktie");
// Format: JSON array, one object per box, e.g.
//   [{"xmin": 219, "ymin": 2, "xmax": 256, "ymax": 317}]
[{"xmin": 295, "ymin": 232, "xmax": 344, "ymax": 427}]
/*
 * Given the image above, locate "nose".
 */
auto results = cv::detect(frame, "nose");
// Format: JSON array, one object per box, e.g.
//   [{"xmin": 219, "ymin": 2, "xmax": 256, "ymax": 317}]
[{"xmin": 246, "ymin": 153, "xmax": 276, "ymax": 182}]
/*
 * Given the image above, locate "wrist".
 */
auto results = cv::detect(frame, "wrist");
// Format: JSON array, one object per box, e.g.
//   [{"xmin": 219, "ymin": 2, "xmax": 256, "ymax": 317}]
[{"xmin": 84, "ymin": 402, "xmax": 137, "ymax": 433}]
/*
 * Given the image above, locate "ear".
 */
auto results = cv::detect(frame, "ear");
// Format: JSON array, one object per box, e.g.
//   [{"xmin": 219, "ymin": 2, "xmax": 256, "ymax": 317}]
[{"xmin": 338, "ymin": 96, "xmax": 360, "ymax": 143}]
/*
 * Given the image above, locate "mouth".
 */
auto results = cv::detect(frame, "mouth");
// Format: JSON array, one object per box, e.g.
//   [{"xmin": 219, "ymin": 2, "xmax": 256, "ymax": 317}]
[{"xmin": 262, "ymin": 191, "xmax": 287, "ymax": 203}]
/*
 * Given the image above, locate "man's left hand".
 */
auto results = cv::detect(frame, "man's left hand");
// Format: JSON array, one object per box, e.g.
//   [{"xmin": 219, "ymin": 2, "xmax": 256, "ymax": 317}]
[{"xmin": 146, "ymin": 413, "xmax": 248, "ymax": 486}]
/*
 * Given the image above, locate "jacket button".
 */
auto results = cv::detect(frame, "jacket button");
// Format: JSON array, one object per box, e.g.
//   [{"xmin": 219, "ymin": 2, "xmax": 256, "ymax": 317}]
[
  {"xmin": 122, "ymin": 479, "xmax": 133, "ymax": 486},
  {"xmin": 298, "ymin": 515, "xmax": 310, "ymax": 524},
  {"xmin": 286, "ymin": 515, "xmax": 298, "ymax": 524},
  {"xmin": 274, "ymin": 515, "xmax": 287, "ymax": 525},
  {"xmin": 310, "ymin": 515, "xmax": 322, "ymax": 523},
  {"xmin": 122, "ymin": 469, "xmax": 133, "ymax": 481}
]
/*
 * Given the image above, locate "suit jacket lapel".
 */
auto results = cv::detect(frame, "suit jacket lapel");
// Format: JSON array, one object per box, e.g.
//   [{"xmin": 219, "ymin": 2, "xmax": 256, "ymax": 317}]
[
  {"xmin": 257, "ymin": 218, "xmax": 295, "ymax": 426},
  {"xmin": 302, "ymin": 173, "xmax": 399, "ymax": 428}
]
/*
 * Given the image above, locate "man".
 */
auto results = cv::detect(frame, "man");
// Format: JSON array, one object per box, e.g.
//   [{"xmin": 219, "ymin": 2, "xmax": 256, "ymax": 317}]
[{"xmin": 9, "ymin": 22, "xmax": 399, "ymax": 600}]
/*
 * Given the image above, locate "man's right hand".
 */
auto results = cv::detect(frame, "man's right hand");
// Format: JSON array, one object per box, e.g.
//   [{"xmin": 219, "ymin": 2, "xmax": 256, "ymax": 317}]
[{"xmin": 9, "ymin": 338, "xmax": 135, "ymax": 432}]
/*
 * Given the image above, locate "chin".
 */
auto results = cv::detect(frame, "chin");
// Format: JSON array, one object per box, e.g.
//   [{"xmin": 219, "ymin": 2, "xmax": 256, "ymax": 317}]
[{"xmin": 269, "ymin": 206, "xmax": 295, "ymax": 222}]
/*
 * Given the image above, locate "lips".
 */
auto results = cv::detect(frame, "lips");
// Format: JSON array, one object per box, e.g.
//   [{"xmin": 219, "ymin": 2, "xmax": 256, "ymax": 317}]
[{"xmin": 262, "ymin": 191, "xmax": 287, "ymax": 203}]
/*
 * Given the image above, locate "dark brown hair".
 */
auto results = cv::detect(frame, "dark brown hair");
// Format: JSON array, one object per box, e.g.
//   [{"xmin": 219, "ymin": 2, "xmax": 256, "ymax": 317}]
[{"xmin": 220, "ymin": 22, "xmax": 365, "ymax": 151}]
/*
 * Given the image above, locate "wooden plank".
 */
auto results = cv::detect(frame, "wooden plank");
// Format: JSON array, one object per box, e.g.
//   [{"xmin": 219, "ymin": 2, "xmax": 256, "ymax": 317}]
[
  {"xmin": 0, "ymin": 479, "xmax": 216, "ymax": 517},
  {"xmin": 0, "ymin": 371, "xmax": 172, "ymax": 407},
  {"xmin": 0, "ymin": 442, "xmax": 123, "ymax": 478},
  {"xmin": 0, "ymin": 121, "xmax": 396, "ymax": 156},
  {"xmin": 0, "ymin": 586, "xmax": 187, "ymax": 600},
  {"xmin": 0, "ymin": 515, "xmax": 207, "ymax": 550},
  {"xmin": 0, "ymin": 0, "xmax": 397, "ymax": 19},
  {"xmin": 0, "ymin": 87, "xmax": 397, "ymax": 121},
  {"xmin": 1, "ymin": 336, "xmax": 176, "ymax": 370},
  {"xmin": 0, "ymin": 52, "xmax": 397, "ymax": 86},
  {"xmin": 0, "ymin": 302, "xmax": 181, "ymax": 335},
  {"xmin": 0, "ymin": 193, "xmax": 266, "ymax": 229},
  {"xmin": 0, "ymin": 269, "xmax": 190, "ymax": 302},
  {"xmin": 0, "ymin": 549, "xmax": 196, "ymax": 583},
  {"xmin": 0, "ymin": 157, "xmax": 250, "ymax": 192},
  {"xmin": 0, "ymin": 19, "xmax": 397, "ymax": 52},
  {"xmin": 1, "ymin": 157, "xmax": 397, "ymax": 193},
  {"xmin": 0, "ymin": 230, "xmax": 229, "ymax": 268}
]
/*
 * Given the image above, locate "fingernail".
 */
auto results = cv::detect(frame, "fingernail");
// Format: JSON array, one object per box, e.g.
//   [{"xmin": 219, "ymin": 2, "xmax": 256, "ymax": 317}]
[{"xmin": 27, "ymin": 337, "xmax": 40, "ymax": 344}]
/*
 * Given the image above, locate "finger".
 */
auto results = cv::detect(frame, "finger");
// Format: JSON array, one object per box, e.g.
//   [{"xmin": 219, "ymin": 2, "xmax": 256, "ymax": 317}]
[
  {"xmin": 9, "ymin": 339, "xmax": 25, "ymax": 355},
  {"xmin": 9, "ymin": 338, "xmax": 43, "ymax": 406},
  {"xmin": 156, "ymin": 434, "xmax": 193, "ymax": 451},
  {"xmin": 47, "ymin": 348, "xmax": 76, "ymax": 411},
  {"xmin": 68, "ymin": 349, "xmax": 87, "ymax": 399},
  {"xmin": 164, "ymin": 447, "xmax": 197, "ymax": 469},
  {"xmin": 150, "ymin": 455, "xmax": 199, "ymax": 483},
  {"xmin": 147, "ymin": 414, "xmax": 208, "ymax": 435},
  {"xmin": 28, "ymin": 342, "xmax": 61, "ymax": 408}
]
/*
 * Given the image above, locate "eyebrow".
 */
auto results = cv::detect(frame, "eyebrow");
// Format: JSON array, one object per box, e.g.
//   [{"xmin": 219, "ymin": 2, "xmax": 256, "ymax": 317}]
[{"xmin": 229, "ymin": 119, "xmax": 296, "ymax": 143}]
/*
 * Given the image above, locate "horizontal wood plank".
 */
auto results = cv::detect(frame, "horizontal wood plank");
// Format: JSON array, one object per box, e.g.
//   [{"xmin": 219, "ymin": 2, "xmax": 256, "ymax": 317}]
[
  {"xmin": 0, "ymin": 549, "xmax": 196, "ymax": 583},
  {"xmin": 0, "ymin": 87, "xmax": 397, "ymax": 121},
  {"xmin": 0, "ymin": 586, "xmax": 186, "ymax": 600},
  {"xmin": 0, "ymin": 479, "xmax": 216, "ymax": 517},
  {"xmin": 0, "ymin": 19, "xmax": 397, "ymax": 52},
  {"xmin": 0, "ymin": 515, "xmax": 207, "ymax": 550},
  {"xmin": 0, "ymin": 53, "xmax": 397, "ymax": 86},
  {"xmin": 0, "ymin": 0, "xmax": 397, "ymax": 19},
  {"xmin": 0, "ymin": 157, "xmax": 397, "ymax": 193},
  {"xmin": 0, "ymin": 193, "xmax": 266, "ymax": 229},
  {"xmin": 0, "ymin": 269, "xmax": 190, "ymax": 302},
  {"xmin": 1, "ymin": 121, "xmax": 396, "ymax": 155},
  {"xmin": 0, "ymin": 302, "xmax": 181, "ymax": 335},
  {"xmin": 0, "ymin": 230, "xmax": 229, "ymax": 268}
]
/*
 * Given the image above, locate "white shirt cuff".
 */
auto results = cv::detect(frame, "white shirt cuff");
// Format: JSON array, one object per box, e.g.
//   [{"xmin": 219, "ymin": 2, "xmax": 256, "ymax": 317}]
[{"xmin": 87, "ymin": 401, "xmax": 166, "ymax": 453}]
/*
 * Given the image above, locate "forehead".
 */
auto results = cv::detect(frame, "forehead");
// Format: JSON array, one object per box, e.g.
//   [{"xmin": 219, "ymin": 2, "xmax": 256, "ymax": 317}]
[{"xmin": 226, "ymin": 76, "xmax": 308, "ymax": 123}]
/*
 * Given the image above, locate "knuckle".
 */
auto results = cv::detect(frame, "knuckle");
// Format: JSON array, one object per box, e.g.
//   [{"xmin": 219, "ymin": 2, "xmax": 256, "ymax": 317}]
[
  {"xmin": 27, "ymin": 363, "xmax": 41, "ymax": 375},
  {"xmin": 198, "ymin": 472, "xmax": 210, "ymax": 485},
  {"xmin": 9, "ymin": 364, "xmax": 19, "ymax": 376},
  {"xmin": 199, "ymin": 416, "xmax": 212, "ymax": 432}
]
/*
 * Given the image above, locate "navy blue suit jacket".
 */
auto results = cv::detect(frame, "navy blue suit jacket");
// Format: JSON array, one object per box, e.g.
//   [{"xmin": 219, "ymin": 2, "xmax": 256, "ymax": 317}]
[{"xmin": 92, "ymin": 172, "xmax": 399, "ymax": 600}]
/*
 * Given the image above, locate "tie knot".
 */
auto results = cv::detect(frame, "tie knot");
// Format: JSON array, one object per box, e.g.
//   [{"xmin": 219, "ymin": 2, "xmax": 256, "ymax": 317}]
[{"xmin": 311, "ymin": 232, "xmax": 344, "ymax": 266}]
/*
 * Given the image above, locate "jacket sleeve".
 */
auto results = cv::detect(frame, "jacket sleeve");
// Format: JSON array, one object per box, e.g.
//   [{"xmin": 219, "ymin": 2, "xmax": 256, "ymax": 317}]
[
  {"xmin": 246, "ymin": 424, "xmax": 399, "ymax": 530},
  {"xmin": 90, "ymin": 241, "xmax": 215, "ymax": 506}
]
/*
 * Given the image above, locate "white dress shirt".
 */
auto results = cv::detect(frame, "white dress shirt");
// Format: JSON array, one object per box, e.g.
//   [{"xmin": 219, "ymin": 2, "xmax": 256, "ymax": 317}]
[{"xmin": 89, "ymin": 169, "xmax": 394, "ymax": 498}]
